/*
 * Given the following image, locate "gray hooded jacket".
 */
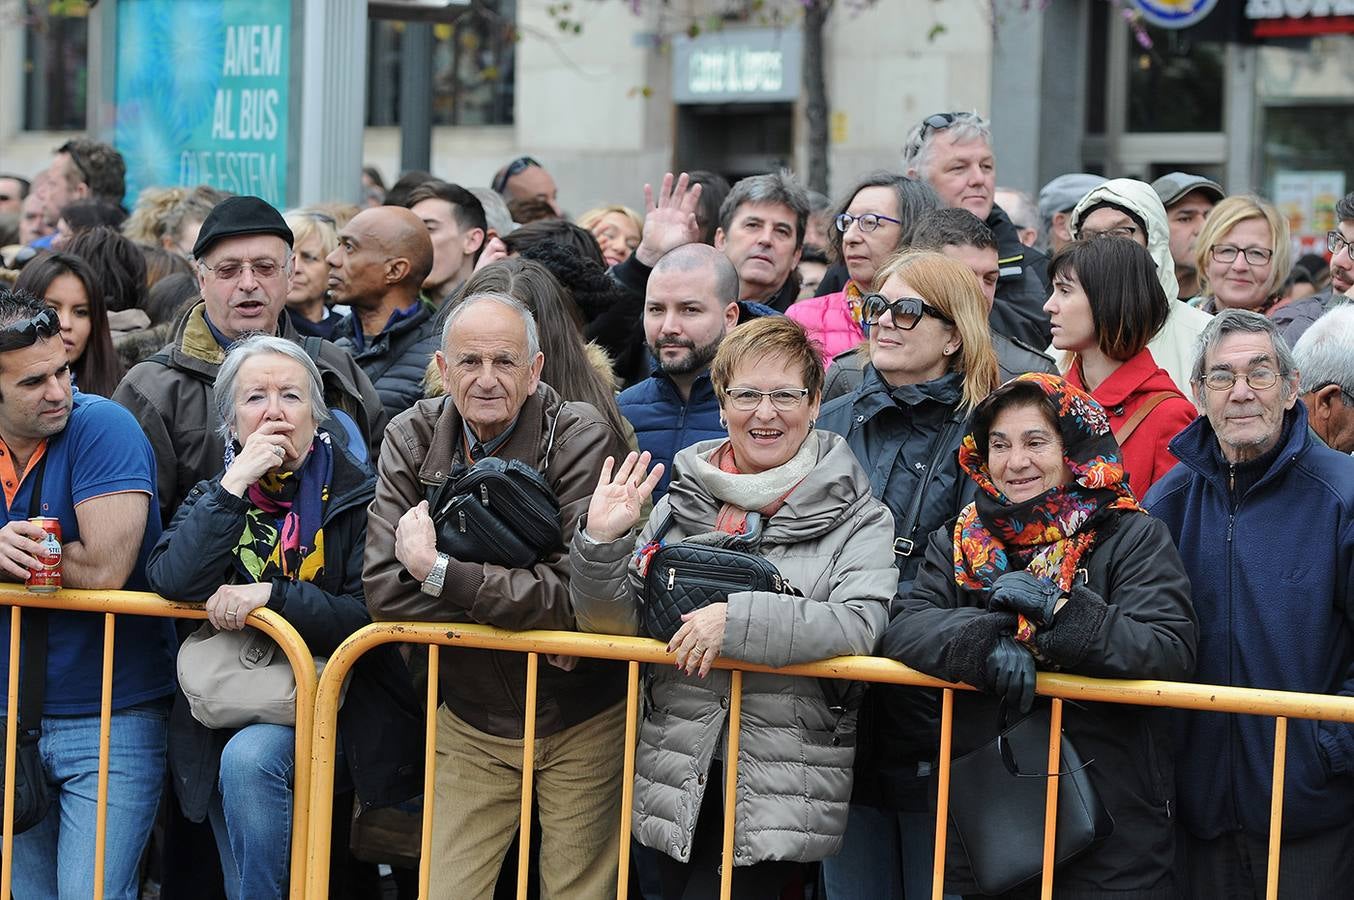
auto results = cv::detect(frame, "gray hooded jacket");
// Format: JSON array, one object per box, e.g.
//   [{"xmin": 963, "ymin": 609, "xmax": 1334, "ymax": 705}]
[
  {"xmin": 1068, "ymin": 178, "xmax": 1214, "ymax": 394},
  {"xmin": 568, "ymin": 431, "xmax": 896, "ymax": 865}
]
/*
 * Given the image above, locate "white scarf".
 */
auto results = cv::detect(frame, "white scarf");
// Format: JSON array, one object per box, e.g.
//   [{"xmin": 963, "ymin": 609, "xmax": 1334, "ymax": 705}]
[{"xmin": 688, "ymin": 431, "xmax": 820, "ymax": 513}]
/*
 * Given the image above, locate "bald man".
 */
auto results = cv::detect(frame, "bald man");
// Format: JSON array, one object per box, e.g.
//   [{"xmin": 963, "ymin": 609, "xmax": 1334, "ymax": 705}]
[{"xmin": 330, "ymin": 206, "xmax": 443, "ymax": 419}]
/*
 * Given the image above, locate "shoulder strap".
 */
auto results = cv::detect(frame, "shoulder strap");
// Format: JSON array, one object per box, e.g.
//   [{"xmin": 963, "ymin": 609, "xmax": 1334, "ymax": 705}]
[
  {"xmin": 20, "ymin": 454, "xmax": 50, "ymax": 730},
  {"xmin": 895, "ymin": 409, "xmax": 966, "ymax": 558},
  {"xmin": 1113, "ymin": 392, "xmax": 1177, "ymax": 446}
]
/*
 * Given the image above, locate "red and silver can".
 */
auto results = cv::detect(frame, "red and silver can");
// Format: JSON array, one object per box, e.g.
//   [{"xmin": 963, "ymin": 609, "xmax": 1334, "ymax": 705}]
[{"xmin": 26, "ymin": 517, "xmax": 62, "ymax": 593}]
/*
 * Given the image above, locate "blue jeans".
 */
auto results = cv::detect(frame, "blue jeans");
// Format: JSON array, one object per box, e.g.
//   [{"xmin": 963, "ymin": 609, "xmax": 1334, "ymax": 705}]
[
  {"xmin": 207, "ymin": 723, "xmax": 295, "ymax": 900},
  {"xmin": 822, "ymin": 804, "xmax": 959, "ymax": 900},
  {"xmin": 12, "ymin": 702, "xmax": 169, "ymax": 900}
]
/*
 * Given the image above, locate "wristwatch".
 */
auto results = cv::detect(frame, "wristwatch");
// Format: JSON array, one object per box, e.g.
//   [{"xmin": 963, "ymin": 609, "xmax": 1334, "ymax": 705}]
[{"xmin": 420, "ymin": 552, "xmax": 450, "ymax": 597}]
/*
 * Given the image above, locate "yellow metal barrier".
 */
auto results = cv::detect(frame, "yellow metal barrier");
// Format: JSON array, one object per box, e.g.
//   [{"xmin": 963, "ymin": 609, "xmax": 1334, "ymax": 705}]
[
  {"xmin": 306, "ymin": 621, "xmax": 1354, "ymax": 900},
  {"xmin": 0, "ymin": 586, "xmax": 317, "ymax": 900}
]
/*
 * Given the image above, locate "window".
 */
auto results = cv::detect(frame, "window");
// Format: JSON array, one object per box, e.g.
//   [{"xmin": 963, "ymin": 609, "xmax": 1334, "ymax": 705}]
[
  {"xmin": 1126, "ymin": 25, "xmax": 1224, "ymax": 133},
  {"xmin": 23, "ymin": 3, "xmax": 90, "ymax": 131}
]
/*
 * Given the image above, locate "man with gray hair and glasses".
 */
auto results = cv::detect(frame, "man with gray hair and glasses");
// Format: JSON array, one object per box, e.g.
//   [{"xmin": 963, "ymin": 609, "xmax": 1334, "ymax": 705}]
[
  {"xmin": 1294, "ymin": 304, "xmax": 1354, "ymax": 453},
  {"xmin": 1145, "ymin": 308, "xmax": 1354, "ymax": 898},
  {"xmin": 903, "ymin": 111, "xmax": 1051, "ymax": 347},
  {"xmin": 364, "ymin": 291, "xmax": 631, "ymax": 899}
]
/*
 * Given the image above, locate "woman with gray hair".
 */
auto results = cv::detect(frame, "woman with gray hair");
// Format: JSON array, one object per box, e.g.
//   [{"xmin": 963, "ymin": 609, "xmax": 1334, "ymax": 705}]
[
  {"xmin": 788, "ymin": 173, "xmax": 940, "ymax": 365},
  {"xmin": 146, "ymin": 335, "xmax": 420, "ymax": 899}
]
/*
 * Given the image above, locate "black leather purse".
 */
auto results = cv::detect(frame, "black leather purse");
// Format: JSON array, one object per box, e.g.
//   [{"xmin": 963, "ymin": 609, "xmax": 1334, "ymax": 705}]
[
  {"xmin": 946, "ymin": 701, "xmax": 1113, "ymax": 895},
  {"xmin": 426, "ymin": 406, "xmax": 564, "ymax": 569},
  {"xmin": 641, "ymin": 512, "xmax": 787, "ymax": 642}
]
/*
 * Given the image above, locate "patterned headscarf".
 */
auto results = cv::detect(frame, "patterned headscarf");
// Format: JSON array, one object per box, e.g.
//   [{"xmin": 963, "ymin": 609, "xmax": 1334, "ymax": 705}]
[{"xmin": 952, "ymin": 373, "xmax": 1142, "ymax": 595}]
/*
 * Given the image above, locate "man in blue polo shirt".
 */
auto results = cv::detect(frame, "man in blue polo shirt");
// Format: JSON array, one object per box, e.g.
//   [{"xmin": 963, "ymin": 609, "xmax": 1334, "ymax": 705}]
[{"xmin": 0, "ymin": 288, "xmax": 172, "ymax": 899}]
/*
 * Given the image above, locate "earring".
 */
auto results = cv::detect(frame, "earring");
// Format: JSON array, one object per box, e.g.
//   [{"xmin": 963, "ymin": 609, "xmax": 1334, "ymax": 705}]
[
  {"xmin": 719, "ymin": 417, "xmax": 727, "ymax": 429},
  {"xmin": 810, "ymin": 418, "xmax": 818, "ymax": 430}
]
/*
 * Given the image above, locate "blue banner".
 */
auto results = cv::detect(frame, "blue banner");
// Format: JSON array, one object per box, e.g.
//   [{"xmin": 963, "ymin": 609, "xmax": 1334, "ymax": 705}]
[{"xmin": 114, "ymin": 0, "xmax": 291, "ymax": 208}]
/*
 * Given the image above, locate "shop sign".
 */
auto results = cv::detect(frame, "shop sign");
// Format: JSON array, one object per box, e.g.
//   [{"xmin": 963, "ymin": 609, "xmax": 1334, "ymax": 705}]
[
  {"xmin": 1246, "ymin": 0, "xmax": 1354, "ymax": 37},
  {"xmin": 114, "ymin": 0, "xmax": 292, "ymax": 207},
  {"xmin": 672, "ymin": 29, "xmax": 802, "ymax": 104},
  {"xmin": 1133, "ymin": 0, "xmax": 1219, "ymax": 29}
]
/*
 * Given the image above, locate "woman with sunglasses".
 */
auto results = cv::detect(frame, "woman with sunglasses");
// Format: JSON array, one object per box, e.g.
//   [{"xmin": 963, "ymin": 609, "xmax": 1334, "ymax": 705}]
[
  {"xmin": 788, "ymin": 173, "xmax": 939, "ymax": 365},
  {"xmin": 1191, "ymin": 194, "xmax": 1291, "ymax": 317},
  {"xmin": 1045, "ymin": 238, "xmax": 1196, "ymax": 499},
  {"xmin": 14, "ymin": 251, "xmax": 124, "ymax": 397},
  {"xmin": 816, "ymin": 250, "xmax": 998, "ymax": 900},
  {"xmin": 571, "ymin": 315, "xmax": 897, "ymax": 899}
]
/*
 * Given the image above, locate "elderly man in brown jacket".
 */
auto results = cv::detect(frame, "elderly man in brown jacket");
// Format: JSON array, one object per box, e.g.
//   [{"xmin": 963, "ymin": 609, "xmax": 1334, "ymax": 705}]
[{"xmin": 364, "ymin": 290, "xmax": 631, "ymax": 899}]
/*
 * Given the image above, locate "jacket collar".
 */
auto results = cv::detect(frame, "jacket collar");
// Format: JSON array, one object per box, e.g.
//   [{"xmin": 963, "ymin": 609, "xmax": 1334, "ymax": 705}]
[
  {"xmin": 854, "ymin": 365, "xmax": 962, "ymax": 423},
  {"xmin": 1067, "ymin": 349, "xmax": 1175, "ymax": 410},
  {"xmin": 416, "ymin": 383, "xmax": 559, "ymax": 484},
  {"xmin": 1168, "ymin": 401, "xmax": 1311, "ymax": 492}
]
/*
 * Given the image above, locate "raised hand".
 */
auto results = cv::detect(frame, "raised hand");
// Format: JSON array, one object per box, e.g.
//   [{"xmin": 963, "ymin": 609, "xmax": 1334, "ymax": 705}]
[
  {"xmin": 635, "ymin": 172, "xmax": 703, "ymax": 267},
  {"xmin": 221, "ymin": 421, "xmax": 297, "ymax": 497},
  {"xmin": 584, "ymin": 451, "xmax": 664, "ymax": 544}
]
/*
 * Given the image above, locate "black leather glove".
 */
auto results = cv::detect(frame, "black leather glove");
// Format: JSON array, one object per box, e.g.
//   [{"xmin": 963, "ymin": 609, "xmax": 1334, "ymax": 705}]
[
  {"xmin": 983, "ymin": 636, "xmax": 1036, "ymax": 714},
  {"xmin": 989, "ymin": 570, "xmax": 1059, "ymax": 627}
]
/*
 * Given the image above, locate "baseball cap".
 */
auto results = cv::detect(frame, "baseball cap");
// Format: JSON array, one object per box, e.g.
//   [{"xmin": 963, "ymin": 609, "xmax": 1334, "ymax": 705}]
[
  {"xmin": 191, "ymin": 195, "xmax": 294, "ymax": 259},
  {"xmin": 1038, "ymin": 174, "xmax": 1108, "ymax": 221},
  {"xmin": 1151, "ymin": 172, "xmax": 1224, "ymax": 208}
]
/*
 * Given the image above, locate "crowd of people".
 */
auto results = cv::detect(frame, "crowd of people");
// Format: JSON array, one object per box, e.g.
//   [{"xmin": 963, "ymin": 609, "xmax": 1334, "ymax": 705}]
[{"xmin": 0, "ymin": 108, "xmax": 1350, "ymax": 900}]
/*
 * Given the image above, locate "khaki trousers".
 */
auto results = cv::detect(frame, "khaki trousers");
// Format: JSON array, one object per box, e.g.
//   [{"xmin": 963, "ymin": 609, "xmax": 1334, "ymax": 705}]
[{"xmin": 429, "ymin": 700, "xmax": 627, "ymax": 900}]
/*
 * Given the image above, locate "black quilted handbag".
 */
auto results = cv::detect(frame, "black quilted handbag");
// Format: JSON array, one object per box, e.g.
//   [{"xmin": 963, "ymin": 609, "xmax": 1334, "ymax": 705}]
[
  {"xmin": 425, "ymin": 405, "xmax": 565, "ymax": 569},
  {"xmin": 641, "ymin": 512, "xmax": 786, "ymax": 642}
]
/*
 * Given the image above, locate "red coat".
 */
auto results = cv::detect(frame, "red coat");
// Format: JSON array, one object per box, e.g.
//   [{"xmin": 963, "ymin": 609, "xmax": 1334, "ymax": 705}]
[{"xmin": 1066, "ymin": 349, "xmax": 1196, "ymax": 500}]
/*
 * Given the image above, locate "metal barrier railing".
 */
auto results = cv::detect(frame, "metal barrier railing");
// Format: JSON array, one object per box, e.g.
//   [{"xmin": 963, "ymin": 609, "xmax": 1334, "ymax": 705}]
[
  {"xmin": 0, "ymin": 586, "xmax": 317, "ymax": 900},
  {"xmin": 303, "ymin": 621, "xmax": 1354, "ymax": 900}
]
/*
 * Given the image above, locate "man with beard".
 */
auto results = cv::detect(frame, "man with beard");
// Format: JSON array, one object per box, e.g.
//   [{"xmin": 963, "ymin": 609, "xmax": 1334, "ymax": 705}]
[
  {"xmin": 617, "ymin": 243, "xmax": 740, "ymax": 498},
  {"xmin": 1273, "ymin": 190, "xmax": 1354, "ymax": 345}
]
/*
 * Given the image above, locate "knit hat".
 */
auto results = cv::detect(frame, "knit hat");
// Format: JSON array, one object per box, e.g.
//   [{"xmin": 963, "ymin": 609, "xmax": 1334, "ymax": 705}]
[{"xmin": 191, "ymin": 195, "xmax": 294, "ymax": 259}]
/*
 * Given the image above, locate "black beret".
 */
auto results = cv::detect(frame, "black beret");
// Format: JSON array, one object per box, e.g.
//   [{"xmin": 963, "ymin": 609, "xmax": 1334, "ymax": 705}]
[{"xmin": 191, "ymin": 195, "xmax": 294, "ymax": 259}]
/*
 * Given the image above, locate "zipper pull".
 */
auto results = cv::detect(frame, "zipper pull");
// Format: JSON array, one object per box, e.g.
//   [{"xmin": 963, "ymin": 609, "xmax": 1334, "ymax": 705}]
[
  {"xmin": 667, "ymin": 568, "xmax": 676, "ymax": 590},
  {"xmin": 458, "ymin": 510, "xmax": 467, "ymax": 533},
  {"xmin": 480, "ymin": 484, "xmax": 490, "ymax": 506}
]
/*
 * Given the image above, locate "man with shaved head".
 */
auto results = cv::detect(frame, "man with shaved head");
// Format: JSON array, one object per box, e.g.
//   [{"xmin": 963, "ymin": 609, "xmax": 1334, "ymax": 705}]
[
  {"xmin": 330, "ymin": 206, "xmax": 442, "ymax": 419},
  {"xmin": 617, "ymin": 242, "xmax": 741, "ymax": 497},
  {"xmin": 114, "ymin": 195, "xmax": 386, "ymax": 520}
]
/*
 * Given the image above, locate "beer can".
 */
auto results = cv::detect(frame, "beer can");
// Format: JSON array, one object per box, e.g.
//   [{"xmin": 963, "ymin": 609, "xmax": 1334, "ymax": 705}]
[{"xmin": 26, "ymin": 517, "xmax": 62, "ymax": 593}]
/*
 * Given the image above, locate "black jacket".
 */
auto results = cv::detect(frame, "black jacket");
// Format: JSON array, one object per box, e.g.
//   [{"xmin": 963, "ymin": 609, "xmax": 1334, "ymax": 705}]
[
  {"xmin": 819, "ymin": 368, "xmax": 974, "ymax": 809},
  {"xmin": 883, "ymin": 510, "xmax": 1197, "ymax": 895},
  {"xmin": 988, "ymin": 205, "xmax": 1053, "ymax": 349},
  {"xmin": 821, "ymin": 335, "xmax": 1058, "ymax": 404},
  {"xmin": 334, "ymin": 301, "xmax": 442, "ymax": 422},
  {"xmin": 146, "ymin": 439, "xmax": 423, "ymax": 821}
]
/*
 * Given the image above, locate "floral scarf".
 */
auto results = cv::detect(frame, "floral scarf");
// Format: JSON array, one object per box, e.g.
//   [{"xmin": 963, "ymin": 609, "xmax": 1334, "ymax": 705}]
[
  {"xmin": 232, "ymin": 432, "xmax": 333, "ymax": 583},
  {"xmin": 952, "ymin": 373, "xmax": 1143, "ymax": 596}
]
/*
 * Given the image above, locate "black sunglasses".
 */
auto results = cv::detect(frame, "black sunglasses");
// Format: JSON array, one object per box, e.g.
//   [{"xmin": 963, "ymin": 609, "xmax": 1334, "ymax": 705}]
[
  {"xmin": 861, "ymin": 293, "xmax": 955, "ymax": 330},
  {"xmin": 491, "ymin": 156, "xmax": 541, "ymax": 194},
  {"xmin": 918, "ymin": 112, "xmax": 961, "ymax": 142},
  {"xmin": 0, "ymin": 308, "xmax": 61, "ymax": 353}
]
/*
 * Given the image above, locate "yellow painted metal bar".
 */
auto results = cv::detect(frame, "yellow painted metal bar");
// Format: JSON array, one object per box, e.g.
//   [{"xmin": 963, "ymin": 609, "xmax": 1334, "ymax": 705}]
[
  {"xmin": 419, "ymin": 644, "xmax": 440, "ymax": 900},
  {"xmin": 719, "ymin": 670, "xmax": 743, "ymax": 900},
  {"xmin": 1039, "ymin": 698, "xmax": 1064, "ymax": 900},
  {"xmin": 92, "ymin": 614, "xmax": 115, "ymax": 900},
  {"xmin": 1266, "ymin": 716, "xmax": 1288, "ymax": 900},
  {"xmin": 615, "ymin": 661, "xmax": 640, "ymax": 900},
  {"xmin": 517, "ymin": 653, "xmax": 539, "ymax": 900},
  {"xmin": 2, "ymin": 606, "xmax": 21, "ymax": 900},
  {"xmin": 931, "ymin": 688, "xmax": 954, "ymax": 900}
]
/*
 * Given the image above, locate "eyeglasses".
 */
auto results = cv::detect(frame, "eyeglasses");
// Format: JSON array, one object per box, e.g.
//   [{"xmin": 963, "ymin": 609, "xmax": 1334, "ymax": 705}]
[
  {"xmin": 491, "ymin": 156, "xmax": 541, "ymax": 194},
  {"xmin": 835, "ymin": 212, "xmax": 902, "ymax": 234},
  {"xmin": 1327, "ymin": 231, "xmax": 1353, "ymax": 257},
  {"xmin": 0, "ymin": 307, "xmax": 61, "ymax": 353},
  {"xmin": 723, "ymin": 387, "xmax": 811, "ymax": 411},
  {"xmin": 199, "ymin": 258, "xmax": 287, "ymax": 282},
  {"xmin": 1080, "ymin": 225, "xmax": 1138, "ymax": 241},
  {"xmin": 1210, "ymin": 244, "xmax": 1273, "ymax": 266},
  {"xmin": 1200, "ymin": 368, "xmax": 1283, "ymax": 392},
  {"xmin": 861, "ymin": 293, "xmax": 955, "ymax": 329}
]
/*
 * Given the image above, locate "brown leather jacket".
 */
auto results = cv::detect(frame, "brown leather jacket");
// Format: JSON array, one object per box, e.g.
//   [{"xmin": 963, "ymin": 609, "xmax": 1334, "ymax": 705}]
[{"xmin": 364, "ymin": 384, "xmax": 629, "ymax": 739}]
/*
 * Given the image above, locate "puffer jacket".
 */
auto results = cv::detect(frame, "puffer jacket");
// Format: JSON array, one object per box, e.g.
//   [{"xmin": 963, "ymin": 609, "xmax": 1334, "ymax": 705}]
[
  {"xmin": 364, "ymin": 385, "xmax": 631, "ymax": 740},
  {"xmin": 786, "ymin": 287, "xmax": 864, "ymax": 364},
  {"xmin": 146, "ymin": 437, "xmax": 423, "ymax": 821},
  {"xmin": 112, "ymin": 301, "xmax": 387, "ymax": 522},
  {"xmin": 884, "ymin": 509, "xmax": 1197, "ymax": 895},
  {"xmin": 568, "ymin": 432, "xmax": 897, "ymax": 865},
  {"xmin": 617, "ymin": 369, "xmax": 724, "ymax": 499},
  {"xmin": 1068, "ymin": 179, "xmax": 1213, "ymax": 394},
  {"xmin": 334, "ymin": 300, "xmax": 442, "ymax": 421}
]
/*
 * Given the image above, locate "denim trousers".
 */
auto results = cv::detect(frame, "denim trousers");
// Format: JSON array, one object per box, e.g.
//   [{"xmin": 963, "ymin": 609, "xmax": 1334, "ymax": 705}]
[
  {"xmin": 206, "ymin": 722, "xmax": 296, "ymax": 900},
  {"xmin": 11, "ymin": 702, "xmax": 169, "ymax": 900},
  {"xmin": 821, "ymin": 804, "xmax": 959, "ymax": 900}
]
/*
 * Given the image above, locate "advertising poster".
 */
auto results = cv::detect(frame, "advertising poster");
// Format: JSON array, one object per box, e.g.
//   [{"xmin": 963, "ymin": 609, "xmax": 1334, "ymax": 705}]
[
  {"xmin": 1274, "ymin": 170, "xmax": 1346, "ymax": 256},
  {"xmin": 114, "ymin": 1, "xmax": 291, "ymax": 208}
]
